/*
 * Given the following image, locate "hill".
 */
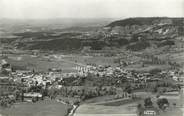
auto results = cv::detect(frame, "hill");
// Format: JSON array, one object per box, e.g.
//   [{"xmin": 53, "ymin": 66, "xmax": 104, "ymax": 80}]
[
  {"xmin": 107, "ymin": 17, "xmax": 184, "ymax": 27},
  {"xmin": 1, "ymin": 17, "xmax": 184, "ymax": 52},
  {"xmin": 104, "ymin": 17, "xmax": 184, "ymax": 51}
]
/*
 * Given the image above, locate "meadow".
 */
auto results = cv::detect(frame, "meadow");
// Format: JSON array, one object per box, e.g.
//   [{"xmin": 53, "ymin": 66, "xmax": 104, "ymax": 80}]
[{"xmin": 0, "ymin": 100, "xmax": 71, "ymax": 116}]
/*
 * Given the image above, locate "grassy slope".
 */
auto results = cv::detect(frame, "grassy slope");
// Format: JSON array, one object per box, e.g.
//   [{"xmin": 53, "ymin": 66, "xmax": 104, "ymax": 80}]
[{"xmin": 0, "ymin": 100, "xmax": 70, "ymax": 116}]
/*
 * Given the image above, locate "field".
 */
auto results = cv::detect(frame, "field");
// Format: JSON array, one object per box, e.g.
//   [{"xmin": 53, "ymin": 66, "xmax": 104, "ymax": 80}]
[
  {"xmin": 61, "ymin": 55, "xmax": 118, "ymax": 67},
  {"xmin": 0, "ymin": 100, "xmax": 70, "ymax": 116},
  {"xmin": 5, "ymin": 54, "xmax": 79, "ymax": 73},
  {"xmin": 74, "ymin": 90, "xmax": 183, "ymax": 116},
  {"xmin": 75, "ymin": 101, "xmax": 137, "ymax": 116},
  {"xmin": 4, "ymin": 53, "xmax": 119, "ymax": 73},
  {"xmin": 124, "ymin": 64, "xmax": 170, "ymax": 72}
]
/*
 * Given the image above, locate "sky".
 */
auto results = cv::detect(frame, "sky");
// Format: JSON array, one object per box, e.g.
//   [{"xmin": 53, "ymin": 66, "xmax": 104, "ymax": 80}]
[{"xmin": 0, "ymin": 0, "xmax": 183, "ymax": 19}]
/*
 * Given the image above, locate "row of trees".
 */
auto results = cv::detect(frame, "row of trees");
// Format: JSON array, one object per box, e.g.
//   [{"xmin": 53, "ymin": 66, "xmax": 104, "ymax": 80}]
[{"xmin": 48, "ymin": 86, "xmax": 118, "ymax": 101}]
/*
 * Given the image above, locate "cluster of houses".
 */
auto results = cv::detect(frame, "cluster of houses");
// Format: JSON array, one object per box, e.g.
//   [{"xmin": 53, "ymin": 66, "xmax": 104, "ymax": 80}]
[
  {"xmin": 55, "ymin": 64, "xmax": 183, "ymax": 105},
  {"xmin": 76, "ymin": 64, "xmax": 183, "ymax": 83},
  {"xmin": 0, "ymin": 58, "xmax": 183, "ymax": 105}
]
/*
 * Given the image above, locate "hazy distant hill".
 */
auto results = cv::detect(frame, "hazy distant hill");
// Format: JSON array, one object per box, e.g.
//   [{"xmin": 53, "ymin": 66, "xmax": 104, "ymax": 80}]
[
  {"xmin": 1, "ymin": 17, "xmax": 184, "ymax": 52},
  {"xmin": 107, "ymin": 17, "xmax": 184, "ymax": 27}
]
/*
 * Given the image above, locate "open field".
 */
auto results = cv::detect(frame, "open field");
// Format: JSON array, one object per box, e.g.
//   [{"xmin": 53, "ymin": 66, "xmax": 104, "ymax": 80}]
[
  {"xmin": 74, "ymin": 90, "xmax": 183, "ymax": 116},
  {"xmin": 124, "ymin": 64, "xmax": 170, "ymax": 72},
  {"xmin": 3, "ymin": 53, "xmax": 119, "ymax": 73},
  {"xmin": 75, "ymin": 103, "xmax": 137, "ymax": 115},
  {"xmin": 159, "ymin": 109, "xmax": 183, "ymax": 116},
  {"xmin": 75, "ymin": 96, "xmax": 139, "ymax": 116},
  {"xmin": 4, "ymin": 54, "xmax": 79, "ymax": 73},
  {"xmin": 0, "ymin": 100, "xmax": 70, "ymax": 116},
  {"xmin": 61, "ymin": 54, "xmax": 118, "ymax": 67}
]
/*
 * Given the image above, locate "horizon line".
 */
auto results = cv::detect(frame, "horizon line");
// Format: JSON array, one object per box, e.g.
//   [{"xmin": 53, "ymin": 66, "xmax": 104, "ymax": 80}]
[{"xmin": 0, "ymin": 16, "xmax": 184, "ymax": 20}]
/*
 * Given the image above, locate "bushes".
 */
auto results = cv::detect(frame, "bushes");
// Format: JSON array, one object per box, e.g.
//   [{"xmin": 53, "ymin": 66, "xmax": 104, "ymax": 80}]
[
  {"xmin": 144, "ymin": 97, "xmax": 153, "ymax": 108},
  {"xmin": 29, "ymin": 38, "xmax": 82, "ymax": 51},
  {"xmin": 116, "ymin": 39, "xmax": 129, "ymax": 46},
  {"xmin": 157, "ymin": 98, "xmax": 169, "ymax": 110},
  {"xmin": 149, "ymin": 68, "xmax": 162, "ymax": 74},
  {"xmin": 58, "ymin": 86, "xmax": 116, "ymax": 100},
  {"xmin": 89, "ymin": 41, "xmax": 105, "ymax": 50},
  {"xmin": 157, "ymin": 40, "xmax": 175, "ymax": 47},
  {"xmin": 126, "ymin": 41, "xmax": 150, "ymax": 51},
  {"xmin": 0, "ymin": 96, "xmax": 15, "ymax": 108}
]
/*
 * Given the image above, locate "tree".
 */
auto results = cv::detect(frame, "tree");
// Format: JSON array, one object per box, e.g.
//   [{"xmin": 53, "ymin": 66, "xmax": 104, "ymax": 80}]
[
  {"xmin": 137, "ymin": 104, "xmax": 143, "ymax": 116},
  {"xmin": 124, "ymin": 84, "xmax": 132, "ymax": 94},
  {"xmin": 152, "ymin": 86, "xmax": 158, "ymax": 93},
  {"xmin": 15, "ymin": 90, "xmax": 21, "ymax": 100},
  {"xmin": 21, "ymin": 90, "xmax": 24, "ymax": 102},
  {"xmin": 173, "ymin": 103, "xmax": 176, "ymax": 107},
  {"xmin": 157, "ymin": 98, "xmax": 169, "ymax": 111},
  {"xmin": 149, "ymin": 68, "xmax": 161, "ymax": 74},
  {"xmin": 178, "ymin": 26, "xmax": 184, "ymax": 35},
  {"xmin": 144, "ymin": 97, "xmax": 153, "ymax": 108}
]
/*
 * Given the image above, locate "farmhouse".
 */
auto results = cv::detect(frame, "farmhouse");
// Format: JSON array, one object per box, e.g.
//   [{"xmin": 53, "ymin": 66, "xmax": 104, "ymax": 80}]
[
  {"xmin": 24, "ymin": 92, "xmax": 42, "ymax": 102},
  {"xmin": 141, "ymin": 107, "xmax": 159, "ymax": 116}
]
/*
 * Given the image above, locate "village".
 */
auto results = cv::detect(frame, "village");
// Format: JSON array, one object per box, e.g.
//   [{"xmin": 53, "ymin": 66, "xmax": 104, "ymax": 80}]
[
  {"xmin": 0, "ymin": 9, "xmax": 184, "ymax": 115},
  {"xmin": 0, "ymin": 54, "xmax": 183, "ymax": 116}
]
